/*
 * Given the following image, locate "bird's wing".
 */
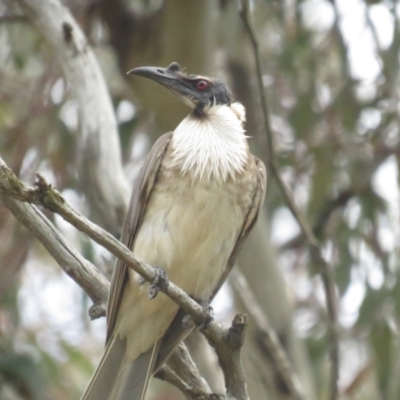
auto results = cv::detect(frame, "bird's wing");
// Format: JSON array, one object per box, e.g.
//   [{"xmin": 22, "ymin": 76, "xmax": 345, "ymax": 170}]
[
  {"xmin": 106, "ymin": 132, "xmax": 173, "ymax": 342},
  {"xmin": 82, "ymin": 133, "xmax": 173, "ymax": 400},
  {"xmin": 213, "ymin": 156, "xmax": 266, "ymax": 295},
  {"xmin": 156, "ymin": 155, "xmax": 266, "ymax": 369}
]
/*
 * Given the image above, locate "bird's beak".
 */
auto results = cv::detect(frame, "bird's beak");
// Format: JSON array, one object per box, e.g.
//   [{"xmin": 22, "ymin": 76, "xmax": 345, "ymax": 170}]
[
  {"xmin": 127, "ymin": 63, "xmax": 182, "ymax": 92},
  {"xmin": 127, "ymin": 62, "xmax": 199, "ymax": 108},
  {"xmin": 127, "ymin": 66, "xmax": 175, "ymax": 81}
]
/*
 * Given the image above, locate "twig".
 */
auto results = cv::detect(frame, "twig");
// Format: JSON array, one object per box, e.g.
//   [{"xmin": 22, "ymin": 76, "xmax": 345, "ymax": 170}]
[
  {"xmin": 156, "ymin": 366, "xmax": 204, "ymax": 400},
  {"xmin": 238, "ymin": 0, "xmax": 319, "ymax": 248},
  {"xmin": 0, "ymin": 159, "xmax": 230, "ymax": 396},
  {"xmin": 0, "ymin": 162, "xmax": 207, "ymax": 323},
  {"xmin": 0, "ymin": 159, "xmax": 109, "ymax": 319},
  {"xmin": 205, "ymin": 315, "xmax": 249, "ymax": 400},
  {"xmin": 155, "ymin": 343, "xmax": 224, "ymax": 400},
  {"xmin": 284, "ymin": 139, "xmax": 399, "ymax": 251},
  {"xmin": 0, "ymin": 159, "xmax": 249, "ymax": 400},
  {"xmin": 238, "ymin": 1, "xmax": 273, "ymax": 161},
  {"xmin": 230, "ymin": 269, "xmax": 306, "ymax": 400},
  {"xmin": 239, "ymin": 2, "xmax": 339, "ymax": 400},
  {"xmin": 185, "ymin": 331, "xmax": 225, "ymax": 393}
]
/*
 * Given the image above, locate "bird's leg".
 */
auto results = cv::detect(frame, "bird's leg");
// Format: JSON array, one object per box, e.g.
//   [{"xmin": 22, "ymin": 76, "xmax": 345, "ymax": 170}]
[
  {"xmin": 148, "ymin": 266, "xmax": 169, "ymax": 299},
  {"xmin": 182, "ymin": 298, "xmax": 214, "ymax": 330}
]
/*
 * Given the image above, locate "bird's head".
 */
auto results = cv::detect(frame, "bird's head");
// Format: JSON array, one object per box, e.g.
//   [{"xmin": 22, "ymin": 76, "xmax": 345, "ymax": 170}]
[{"xmin": 127, "ymin": 62, "xmax": 232, "ymax": 112}]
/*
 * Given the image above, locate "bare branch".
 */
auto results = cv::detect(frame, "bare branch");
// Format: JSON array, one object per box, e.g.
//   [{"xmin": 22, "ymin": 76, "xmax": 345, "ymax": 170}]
[
  {"xmin": 285, "ymin": 140, "xmax": 398, "ymax": 251},
  {"xmin": 0, "ymin": 166, "xmax": 207, "ymax": 323},
  {"xmin": 0, "ymin": 159, "xmax": 109, "ymax": 317},
  {"xmin": 167, "ymin": 344, "xmax": 213, "ymax": 394},
  {"xmin": 230, "ymin": 269, "xmax": 305, "ymax": 400},
  {"xmin": 16, "ymin": 0, "xmax": 130, "ymax": 233},
  {"xmin": 204, "ymin": 314, "xmax": 248, "ymax": 400},
  {"xmin": 185, "ymin": 331, "xmax": 225, "ymax": 394},
  {"xmin": 155, "ymin": 343, "xmax": 223, "ymax": 400},
  {"xmin": 156, "ymin": 367, "xmax": 197, "ymax": 400},
  {"xmin": 0, "ymin": 159, "xmax": 249, "ymax": 400},
  {"xmin": 239, "ymin": 2, "xmax": 339, "ymax": 399}
]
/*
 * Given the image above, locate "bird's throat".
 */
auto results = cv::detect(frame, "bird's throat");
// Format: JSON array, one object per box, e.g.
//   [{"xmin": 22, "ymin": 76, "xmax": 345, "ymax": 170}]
[{"xmin": 170, "ymin": 103, "xmax": 249, "ymax": 182}]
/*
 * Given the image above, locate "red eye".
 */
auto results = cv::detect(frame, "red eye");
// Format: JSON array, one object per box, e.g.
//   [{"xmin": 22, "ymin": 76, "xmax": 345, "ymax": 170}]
[{"xmin": 196, "ymin": 80, "xmax": 208, "ymax": 90}]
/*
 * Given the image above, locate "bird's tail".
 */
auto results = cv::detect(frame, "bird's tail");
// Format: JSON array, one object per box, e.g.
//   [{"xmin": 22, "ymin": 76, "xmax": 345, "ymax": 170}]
[{"xmin": 80, "ymin": 335, "xmax": 160, "ymax": 400}]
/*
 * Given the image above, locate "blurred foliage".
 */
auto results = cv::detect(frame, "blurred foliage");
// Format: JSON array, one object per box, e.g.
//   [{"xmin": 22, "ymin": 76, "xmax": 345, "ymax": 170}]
[{"xmin": 1, "ymin": 0, "xmax": 400, "ymax": 399}]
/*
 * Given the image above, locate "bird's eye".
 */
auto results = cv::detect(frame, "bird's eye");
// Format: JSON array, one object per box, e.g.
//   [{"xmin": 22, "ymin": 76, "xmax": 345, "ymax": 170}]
[{"xmin": 196, "ymin": 80, "xmax": 208, "ymax": 90}]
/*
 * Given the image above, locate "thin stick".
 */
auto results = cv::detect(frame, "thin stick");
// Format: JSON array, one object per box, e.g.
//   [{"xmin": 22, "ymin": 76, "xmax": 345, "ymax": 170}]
[
  {"xmin": 230, "ymin": 269, "xmax": 306, "ymax": 400},
  {"xmin": 239, "ymin": 2, "xmax": 339, "ymax": 399}
]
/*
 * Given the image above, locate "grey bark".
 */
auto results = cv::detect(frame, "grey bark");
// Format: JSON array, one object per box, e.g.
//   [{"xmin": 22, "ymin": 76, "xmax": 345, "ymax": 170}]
[{"xmin": 17, "ymin": 0, "xmax": 130, "ymax": 234}]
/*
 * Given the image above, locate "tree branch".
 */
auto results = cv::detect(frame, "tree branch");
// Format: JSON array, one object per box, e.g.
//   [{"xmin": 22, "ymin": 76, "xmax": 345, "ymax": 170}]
[
  {"xmin": 0, "ymin": 158, "xmax": 249, "ymax": 400},
  {"xmin": 16, "ymin": 0, "xmax": 130, "ymax": 234},
  {"xmin": 230, "ymin": 269, "xmax": 306, "ymax": 400},
  {"xmin": 239, "ymin": 2, "xmax": 339, "ymax": 400},
  {"xmin": 155, "ymin": 343, "xmax": 223, "ymax": 400},
  {"xmin": 0, "ymin": 159, "xmax": 109, "ymax": 318},
  {"xmin": 206, "ymin": 314, "xmax": 249, "ymax": 400}
]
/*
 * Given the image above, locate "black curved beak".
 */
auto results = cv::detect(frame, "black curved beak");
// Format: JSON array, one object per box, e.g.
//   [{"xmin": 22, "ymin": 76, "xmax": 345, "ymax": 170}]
[
  {"xmin": 127, "ymin": 62, "xmax": 183, "ymax": 91},
  {"xmin": 127, "ymin": 62, "xmax": 204, "ymax": 108}
]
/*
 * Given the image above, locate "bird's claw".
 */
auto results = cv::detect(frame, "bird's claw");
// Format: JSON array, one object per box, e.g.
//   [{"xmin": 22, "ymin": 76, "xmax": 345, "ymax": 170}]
[
  {"xmin": 182, "ymin": 314, "xmax": 195, "ymax": 329},
  {"xmin": 198, "ymin": 301, "xmax": 214, "ymax": 330},
  {"xmin": 182, "ymin": 300, "xmax": 214, "ymax": 330},
  {"xmin": 148, "ymin": 267, "xmax": 169, "ymax": 299}
]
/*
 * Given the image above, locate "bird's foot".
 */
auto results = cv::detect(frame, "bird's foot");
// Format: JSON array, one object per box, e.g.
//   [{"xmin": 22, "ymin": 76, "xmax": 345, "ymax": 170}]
[
  {"xmin": 182, "ymin": 299, "xmax": 214, "ymax": 330},
  {"xmin": 198, "ymin": 300, "xmax": 214, "ymax": 330},
  {"xmin": 148, "ymin": 266, "xmax": 169, "ymax": 299}
]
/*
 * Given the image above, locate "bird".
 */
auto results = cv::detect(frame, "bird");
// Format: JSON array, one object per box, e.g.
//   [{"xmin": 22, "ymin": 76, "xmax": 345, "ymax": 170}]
[{"xmin": 81, "ymin": 62, "xmax": 266, "ymax": 400}]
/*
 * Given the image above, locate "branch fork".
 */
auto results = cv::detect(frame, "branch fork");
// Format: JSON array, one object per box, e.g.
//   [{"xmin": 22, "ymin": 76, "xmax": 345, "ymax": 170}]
[{"xmin": 0, "ymin": 159, "xmax": 249, "ymax": 400}]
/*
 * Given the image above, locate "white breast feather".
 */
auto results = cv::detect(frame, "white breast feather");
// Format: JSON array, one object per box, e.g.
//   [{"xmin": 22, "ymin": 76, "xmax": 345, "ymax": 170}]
[{"xmin": 170, "ymin": 103, "xmax": 248, "ymax": 182}]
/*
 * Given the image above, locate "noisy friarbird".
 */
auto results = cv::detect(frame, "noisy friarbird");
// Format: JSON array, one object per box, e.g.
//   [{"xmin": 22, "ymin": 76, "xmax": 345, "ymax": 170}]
[{"xmin": 81, "ymin": 62, "xmax": 266, "ymax": 400}]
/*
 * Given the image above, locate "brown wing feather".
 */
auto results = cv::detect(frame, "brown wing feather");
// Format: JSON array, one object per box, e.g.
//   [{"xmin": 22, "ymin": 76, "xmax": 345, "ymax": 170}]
[
  {"xmin": 156, "ymin": 155, "xmax": 266, "ymax": 369},
  {"xmin": 106, "ymin": 132, "xmax": 173, "ymax": 342},
  {"xmin": 213, "ymin": 156, "xmax": 266, "ymax": 296}
]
